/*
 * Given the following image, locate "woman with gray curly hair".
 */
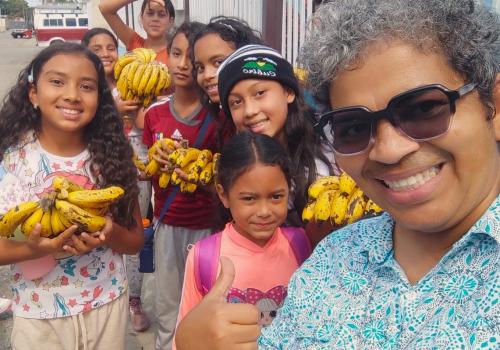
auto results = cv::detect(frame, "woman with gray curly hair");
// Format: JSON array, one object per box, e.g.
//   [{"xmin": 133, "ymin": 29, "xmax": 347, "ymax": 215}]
[{"xmin": 175, "ymin": 1, "xmax": 500, "ymax": 349}]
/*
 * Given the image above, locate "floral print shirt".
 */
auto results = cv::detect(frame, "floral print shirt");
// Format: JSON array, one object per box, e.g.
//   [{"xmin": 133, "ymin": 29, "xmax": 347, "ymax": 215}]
[{"xmin": 260, "ymin": 196, "xmax": 499, "ymax": 349}]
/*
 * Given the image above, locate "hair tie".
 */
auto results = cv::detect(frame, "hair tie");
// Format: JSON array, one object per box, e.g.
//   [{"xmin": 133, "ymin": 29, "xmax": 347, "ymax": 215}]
[
  {"xmin": 28, "ymin": 65, "xmax": 34, "ymax": 84},
  {"xmin": 218, "ymin": 22, "xmax": 238, "ymax": 34}
]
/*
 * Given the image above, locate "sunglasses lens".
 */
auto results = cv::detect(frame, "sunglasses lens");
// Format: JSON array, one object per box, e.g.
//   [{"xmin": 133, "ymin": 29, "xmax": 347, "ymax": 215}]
[
  {"xmin": 329, "ymin": 110, "xmax": 372, "ymax": 154},
  {"xmin": 392, "ymin": 87, "xmax": 452, "ymax": 139}
]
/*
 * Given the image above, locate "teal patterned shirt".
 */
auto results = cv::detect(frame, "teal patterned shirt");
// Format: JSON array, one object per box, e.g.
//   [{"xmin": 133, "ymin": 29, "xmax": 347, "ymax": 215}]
[{"xmin": 260, "ymin": 195, "xmax": 499, "ymax": 349}]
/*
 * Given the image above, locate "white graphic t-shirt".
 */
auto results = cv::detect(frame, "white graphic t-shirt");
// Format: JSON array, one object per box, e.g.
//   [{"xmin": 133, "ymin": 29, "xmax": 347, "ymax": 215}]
[{"xmin": 0, "ymin": 134, "xmax": 127, "ymax": 319}]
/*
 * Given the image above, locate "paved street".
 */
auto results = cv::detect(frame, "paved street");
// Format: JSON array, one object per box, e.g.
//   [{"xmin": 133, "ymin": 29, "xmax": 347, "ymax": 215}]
[{"xmin": 0, "ymin": 31, "xmax": 156, "ymax": 350}]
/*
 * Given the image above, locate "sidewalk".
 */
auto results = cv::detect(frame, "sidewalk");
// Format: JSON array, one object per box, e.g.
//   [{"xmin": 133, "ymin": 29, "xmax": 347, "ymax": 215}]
[{"xmin": 0, "ymin": 266, "xmax": 157, "ymax": 350}]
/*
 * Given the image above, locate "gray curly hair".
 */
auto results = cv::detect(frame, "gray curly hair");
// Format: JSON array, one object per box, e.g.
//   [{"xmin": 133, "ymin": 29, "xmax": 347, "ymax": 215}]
[{"xmin": 301, "ymin": 0, "xmax": 500, "ymax": 115}]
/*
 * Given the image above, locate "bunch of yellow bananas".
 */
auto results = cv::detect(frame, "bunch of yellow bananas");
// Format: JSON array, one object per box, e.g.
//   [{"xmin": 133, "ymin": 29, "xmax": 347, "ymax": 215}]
[
  {"xmin": 302, "ymin": 172, "xmax": 383, "ymax": 226},
  {"xmin": 293, "ymin": 66, "xmax": 307, "ymax": 83},
  {"xmin": 0, "ymin": 176, "xmax": 125, "ymax": 238},
  {"xmin": 114, "ymin": 48, "xmax": 171, "ymax": 107},
  {"xmin": 135, "ymin": 138, "xmax": 220, "ymax": 193}
]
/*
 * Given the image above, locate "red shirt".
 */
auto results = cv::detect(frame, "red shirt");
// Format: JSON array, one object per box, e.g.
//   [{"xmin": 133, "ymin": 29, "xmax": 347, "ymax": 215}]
[{"xmin": 143, "ymin": 96, "xmax": 226, "ymax": 229}]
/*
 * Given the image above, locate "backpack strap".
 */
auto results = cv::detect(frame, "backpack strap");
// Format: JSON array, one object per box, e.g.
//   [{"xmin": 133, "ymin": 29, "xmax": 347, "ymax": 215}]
[
  {"xmin": 194, "ymin": 231, "xmax": 222, "ymax": 296},
  {"xmin": 281, "ymin": 227, "xmax": 312, "ymax": 265}
]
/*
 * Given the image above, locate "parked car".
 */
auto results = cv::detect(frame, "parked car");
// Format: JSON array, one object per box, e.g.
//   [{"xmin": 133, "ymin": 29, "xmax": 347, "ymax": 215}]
[{"xmin": 11, "ymin": 29, "xmax": 34, "ymax": 39}]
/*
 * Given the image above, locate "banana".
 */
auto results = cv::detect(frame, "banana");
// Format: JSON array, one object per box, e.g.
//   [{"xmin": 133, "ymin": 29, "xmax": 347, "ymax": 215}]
[
  {"xmin": 145, "ymin": 159, "xmax": 161, "ymax": 177},
  {"xmin": 40, "ymin": 209, "xmax": 53, "ymax": 238},
  {"xmin": 365, "ymin": 198, "xmax": 383, "ymax": 215},
  {"xmin": 66, "ymin": 186, "xmax": 124, "ymax": 209},
  {"xmin": 132, "ymin": 63, "xmax": 147, "ymax": 93},
  {"xmin": 180, "ymin": 180, "xmax": 197, "ymax": 194},
  {"xmin": 160, "ymin": 138, "xmax": 175, "ymax": 151},
  {"xmin": 314, "ymin": 190, "xmax": 337, "ymax": 222},
  {"xmin": 143, "ymin": 94, "xmax": 153, "ymax": 107},
  {"xmin": 126, "ymin": 61, "xmax": 140, "ymax": 89},
  {"xmin": 21, "ymin": 207, "xmax": 44, "ymax": 236},
  {"xmin": 168, "ymin": 148, "xmax": 187, "ymax": 165},
  {"xmin": 133, "ymin": 154, "xmax": 146, "ymax": 171},
  {"xmin": 114, "ymin": 54, "xmax": 136, "ymax": 80},
  {"xmin": 55, "ymin": 200, "xmax": 106, "ymax": 233},
  {"xmin": 132, "ymin": 48, "xmax": 147, "ymax": 62},
  {"xmin": 148, "ymin": 142, "xmax": 160, "ymax": 162},
  {"xmin": 52, "ymin": 176, "xmax": 83, "ymax": 193},
  {"xmin": 329, "ymin": 190, "xmax": 350, "ymax": 225},
  {"xmin": 133, "ymin": 48, "xmax": 156, "ymax": 63},
  {"xmin": 170, "ymin": 171, "xmax": 181, "ymax": 186},
  {"xmin": 187, "ymin": 166, "xmax": 200, "ymax": 184},
  {"xmin": 50, "ymin": 207, "xmax": 69, "ymax": 236},
  {"xmin": 0, "ymin": 201, "xmax": 40, "ymax": 237},
  {"xmin": 308, "ymin": 175, "xmax": 340, "ymax": 199},
  {"xmin": 177, "ymin": 148, "xmax": 200, "ymax": 168},
  {"xmin": 137, "ymin": 65, "xmax": 153, "ymax": 96},
  {"xmin": 345, "ymin": 188, "xmax": 367, "ymax": 224},
  {"xmin": 339, "ymin": 172, "xmax": 357, "ymax": 195},
  {"xmin": 117, "ymin": 65, "xmax": 133, "ymax": 99},
  {"xmin": 154, "ymin": 66, "xmax": 171, "ymax": 96},
  {"xmin": 125, "ymin": 90, "xmax": 136, "ymax": 101},
  {"xmin": 117, "ymin": 76, "xmax": 129, "ymax": 100},
  {"xmin": 79, "ymin": 206, "xmax": 108, "ymax": 216},
  {"xmin": 212, "ymin": 153, "xmax": 221, "ymax": 178},
  {"xmin": 158, "ymin": 172, "xmax": 171, "ymax": 189},
  {"xmin": 55, "ymin": 207, "xmax": 72, "ymax": 228},
  {"xmin": 194, "ymin": 149, "xmax": 212, "ymax": 170},
  {"xmin": 144, "ymin": 64, "xmax": 160, "ymax": 95},
  {"xmin": 301, "ymin": 201, "xmax": 316, "ymax": 223},
  {"xmin": 199, "ymin": 162, "xmax": 214, "ymax": 186}
]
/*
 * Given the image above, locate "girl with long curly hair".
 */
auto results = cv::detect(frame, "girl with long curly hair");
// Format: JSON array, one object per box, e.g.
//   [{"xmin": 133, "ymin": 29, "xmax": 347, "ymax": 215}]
[{"xmin": 0, "ymin": 42, "xmax": 143, "ymax": 349}]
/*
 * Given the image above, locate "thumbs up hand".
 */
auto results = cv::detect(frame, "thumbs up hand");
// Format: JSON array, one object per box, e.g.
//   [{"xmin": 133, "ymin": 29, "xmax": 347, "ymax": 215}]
[{"xmin": 176, "ymin": 256, "xmax": 261, "ymax": 350}]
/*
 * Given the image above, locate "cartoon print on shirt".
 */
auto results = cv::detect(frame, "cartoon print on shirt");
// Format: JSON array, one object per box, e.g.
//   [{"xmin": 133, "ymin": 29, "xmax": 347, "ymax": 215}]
[
  {"xmin": 80, "ymin": 254, "xmax": 105, "ymax": 281},
  {"xmin": 59, "ymin": 258, "xmax": 77, "ymax": 276},
  {"xmin": 255, "ymin": 298, "xmax": 279, "ymax": 326},
  {"xmin": 226, "ymin": 286, "xmax": 287, "ymax": 326},
  {"xmin": 30, "ymin": 291, "xmax": 42, "ymax": 309},
  {"xmin": 53, "ymin": 293, "xmax": 71, "ymax": 317}
]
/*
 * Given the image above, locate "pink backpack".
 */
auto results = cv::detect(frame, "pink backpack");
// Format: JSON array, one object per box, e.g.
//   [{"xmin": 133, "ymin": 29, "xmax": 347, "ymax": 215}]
[{"xmin": 193, "ymin": 227, "xmax": 312, "ymax": 296}]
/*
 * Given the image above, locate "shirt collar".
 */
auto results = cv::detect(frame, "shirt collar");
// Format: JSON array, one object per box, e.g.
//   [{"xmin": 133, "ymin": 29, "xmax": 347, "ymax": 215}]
[
  {"xmin": 467, "ymin": 194, "xmax": 499, "ymax": 243},
  {"xmin": 361, "ymin": 194, "xmax": 500, "ymax": 264}
]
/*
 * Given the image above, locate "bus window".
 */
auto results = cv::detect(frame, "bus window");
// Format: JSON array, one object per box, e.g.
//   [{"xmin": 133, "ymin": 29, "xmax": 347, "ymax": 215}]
[
  {"xmin": 43, "ymin": 19, "xmax": 49, "ymax": 26},
  {"xmin": 49, "ymin": 19, "xmax": 58, "ymax": 26},
  {"xmin": 78, "ymin": 18, "xmax": 88, "ymax": 27},
  {"xmin": 66, "ymin": 18, "xmax": 76, "ymax": 27}
]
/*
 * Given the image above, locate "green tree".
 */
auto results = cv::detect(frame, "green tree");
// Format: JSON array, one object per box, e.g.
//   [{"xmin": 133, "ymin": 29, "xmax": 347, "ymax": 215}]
[{"xmin": 0, "ymin": 0, "xmax": 29, "ymax": 17}]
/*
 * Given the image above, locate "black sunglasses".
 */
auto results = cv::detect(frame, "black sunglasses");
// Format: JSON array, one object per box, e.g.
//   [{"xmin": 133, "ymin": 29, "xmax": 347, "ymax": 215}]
[{"xmin": 315, "ymin": 82, "xmax": 476, "ymax": 155}]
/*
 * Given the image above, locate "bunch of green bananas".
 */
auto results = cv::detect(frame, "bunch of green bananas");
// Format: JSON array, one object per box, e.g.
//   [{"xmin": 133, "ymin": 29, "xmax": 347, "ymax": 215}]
[
  {"xmin": 302, "ymin": 172, "xmax": 383, "ymax": 226},
  {"xmin": 114, "ymin": 48, "xmax": 171, "ymax": 107},
  {"xmin": 135, "ymin": 138, "xmax": 220, "ymax": 193},
  {"xmin": 0, "ymin": 176, "xmax": 125, "ymax": 238}
]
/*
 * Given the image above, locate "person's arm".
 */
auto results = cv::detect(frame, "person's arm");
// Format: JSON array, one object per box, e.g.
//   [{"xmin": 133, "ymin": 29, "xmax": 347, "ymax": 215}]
[
  {"xmin": 0, "ymin": 224, "xmax": 77, "ymax": 265},
  {"xmin": 175, "ymin": 257, "xmax": 261, "ymax": 350},
  {"xmin": 99, "ymin": 0, "xmax": 137, "ymax": 47}
]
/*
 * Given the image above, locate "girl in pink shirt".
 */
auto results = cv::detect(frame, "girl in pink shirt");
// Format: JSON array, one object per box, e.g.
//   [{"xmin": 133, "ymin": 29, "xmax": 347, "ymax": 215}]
[{"xmin": 176, "ymin": 132, "xmax": 311, "ymax": 333}]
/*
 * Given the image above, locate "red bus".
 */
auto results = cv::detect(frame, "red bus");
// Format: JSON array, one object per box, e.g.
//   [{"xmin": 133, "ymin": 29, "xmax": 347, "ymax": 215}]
[{"xmin": 33, "ymin": 4, "xmax": 88, "ymax": 47}]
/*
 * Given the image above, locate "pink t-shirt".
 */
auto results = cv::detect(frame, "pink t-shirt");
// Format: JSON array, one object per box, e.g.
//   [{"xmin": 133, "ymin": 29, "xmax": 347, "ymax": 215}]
[{"xmin": 177, "ymin": 223, "xmax": 302, "ymax": 326}]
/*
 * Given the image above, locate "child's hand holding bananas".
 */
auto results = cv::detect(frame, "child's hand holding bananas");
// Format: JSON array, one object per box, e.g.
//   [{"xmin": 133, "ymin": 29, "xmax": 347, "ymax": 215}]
[
  {"xmin": 62, "ymin": 215, "xmax": 113, "ymax": 256},
  {"xmin": 24, "ymin": 223, "xmax": 79, "ymax": 258},
  {"xmin": 139, "ymin": 138, "xmax": 220, "ymax": 193}
]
